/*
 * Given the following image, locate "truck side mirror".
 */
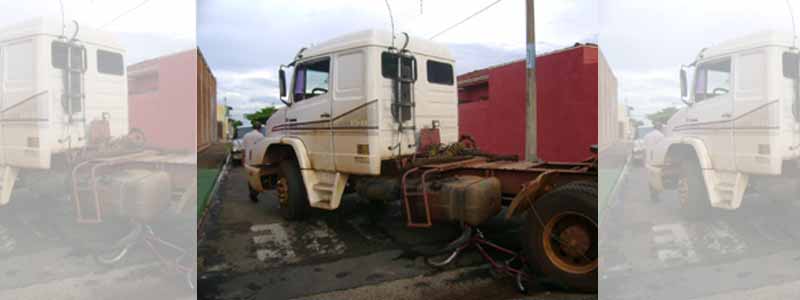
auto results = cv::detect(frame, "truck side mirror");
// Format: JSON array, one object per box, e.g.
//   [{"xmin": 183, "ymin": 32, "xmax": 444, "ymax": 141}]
[
  {"xmin": 679, "ymin": 68, "xmax": 690, "ymax": 106},
  {"xmin": 278, "ymin": 68, "xmax": 290, "ymax": 106}
]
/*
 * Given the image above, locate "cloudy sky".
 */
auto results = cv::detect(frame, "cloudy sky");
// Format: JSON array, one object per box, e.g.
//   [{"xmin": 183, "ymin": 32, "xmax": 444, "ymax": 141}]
[
  {"xmin": 198, "ymin": 0, "xmax": 598, "ymax": 123},
  {"xmin": 0, "ymin": 0, "xmax": 195, "ymax": 65},
  {"xmin": 600, "ymin": 0, "xmax": 800, "ymax": 124}
]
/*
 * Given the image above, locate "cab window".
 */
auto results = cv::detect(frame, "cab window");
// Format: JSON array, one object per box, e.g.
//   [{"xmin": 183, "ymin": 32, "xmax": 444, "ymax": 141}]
[
  {"xmin": 694, "ymin": 58, "xmax": 731, "ymax": 102},
  {"xmin": 97, "ymin": 50, "xmax": 124, "ymax": 75},
  {"xmin": 51, "ymin": 41, "xmax": 85, "ymax": 71},
  {"xmin": 426, "ymin": 60, "xmax": 454, "ymax": 85},
  {"xmin": 381, "ymin": 52, "xmax": 416, "ymax": 80},
  {"xmin": 293, "ymin": 58, "xmax": 330, "ymax": 102}
]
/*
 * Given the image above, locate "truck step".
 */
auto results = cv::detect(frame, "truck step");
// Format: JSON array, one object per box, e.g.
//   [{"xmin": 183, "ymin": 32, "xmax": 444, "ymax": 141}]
[{"xmin": 313, "ymin": 183, "xmax": 334, "ymax": 193}]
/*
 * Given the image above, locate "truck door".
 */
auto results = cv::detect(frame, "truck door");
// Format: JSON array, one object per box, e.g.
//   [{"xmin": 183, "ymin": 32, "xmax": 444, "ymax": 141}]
[
  {"xmin": 684, "ymin": 57, "xmax": 736, "ymax": 171},
  {"xmin": 330, "ymin": 50, "xmax": 373, "ymax": 174},
  {"xmin": 1, "ymin": 40, "xmax": 39, "ymax": 167},
  {"xmin": 285, "ymin": 57, "xmax": 334, "ymax": 171},
  {"xmin": 732, "ymin": 50, "xmax": 778, "ymax": 174}
]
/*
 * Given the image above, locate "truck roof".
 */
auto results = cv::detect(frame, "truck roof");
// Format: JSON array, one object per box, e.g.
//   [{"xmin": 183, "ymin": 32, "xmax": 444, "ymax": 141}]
[
  {"xmin": 702, "ymin": 31, "xmax": 794, "ymax": 59},
  {"xmin": 302, "ymin": 29, "xmax": 453, "ymax": 62},
  {"xmin": 0, "ymin": 17, "xmax": 123, "ymax": 51}
]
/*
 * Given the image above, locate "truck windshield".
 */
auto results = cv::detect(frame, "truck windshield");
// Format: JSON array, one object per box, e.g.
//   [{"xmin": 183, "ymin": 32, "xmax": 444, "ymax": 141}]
[
  {"xmin": 694, "ymin": 58, "xmax": 731, "ymax": 102},
  {"xmin": 293, "ymin": 58, "xmax": 330, "ymax": 102}
]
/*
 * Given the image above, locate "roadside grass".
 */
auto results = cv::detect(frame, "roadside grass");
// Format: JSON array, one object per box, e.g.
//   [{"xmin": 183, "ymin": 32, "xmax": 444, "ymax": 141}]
[{"xmin": 197, "ymin": 168, "xmax": 222, "ymax": 217}]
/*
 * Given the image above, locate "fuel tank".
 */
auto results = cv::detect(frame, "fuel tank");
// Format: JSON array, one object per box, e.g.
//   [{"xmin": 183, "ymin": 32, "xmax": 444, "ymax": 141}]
[{"xmin": 425, "ymin": 175, "xmax": 502, "ymax": 226}]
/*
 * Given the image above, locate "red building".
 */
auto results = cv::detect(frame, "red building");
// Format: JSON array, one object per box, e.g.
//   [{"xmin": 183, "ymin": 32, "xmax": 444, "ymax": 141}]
[
  {"xmin": 127, "ymin": 49, "xmax": 206, "ymax": 152},
  {"xmin": 458, "ymin": 44, "xmax": 598, "ymax": 162}
]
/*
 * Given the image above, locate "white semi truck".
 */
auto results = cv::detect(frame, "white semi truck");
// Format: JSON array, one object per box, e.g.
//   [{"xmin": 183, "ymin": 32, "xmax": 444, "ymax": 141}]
[
  {"xmin": 648, "ymin": 31, "xmax": 800, "ymax": 214},
  {"xmin": 0, "ymin": 18, "xmax": 195, "ymax": 284},
  {"xmin": 0, "ymin": 18, "xmax": 130, "ymax": 205},
  {"xmin": 246, "ymin": 30, "xmax": 599, "ymax": 292}
]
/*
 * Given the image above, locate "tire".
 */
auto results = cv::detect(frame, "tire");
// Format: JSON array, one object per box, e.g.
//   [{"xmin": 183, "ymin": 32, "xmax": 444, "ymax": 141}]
[
  {"xmin": 248, "ymin": 184, "xmax": 259, "ymax": 203},
  {"xmin": 521, "ymin": 181, "xmax": 597, "ymax": 293},
  {"xmin": 649, "ymin": 185, "xmax": 661, "ymax": 203},
  {"xmin": 276, "ymin": 160, "xmax": 309, "ymax": 220},
  {"xmin": 676, "ymin": 158, "xmax": 711, "ymax": 218}
]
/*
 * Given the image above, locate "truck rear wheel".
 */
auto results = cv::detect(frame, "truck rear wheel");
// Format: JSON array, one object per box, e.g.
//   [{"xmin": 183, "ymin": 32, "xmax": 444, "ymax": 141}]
[
  {"xmin": 522, "ymin": 181, "xmax": 597, "ymax": 293},
  {"xmin": 676, "ymin": 158, "xmax": 710, "ymax": 218},
  {"xmin": 276, "ymin": 160, "xmax": 308, "ymax": 220}
]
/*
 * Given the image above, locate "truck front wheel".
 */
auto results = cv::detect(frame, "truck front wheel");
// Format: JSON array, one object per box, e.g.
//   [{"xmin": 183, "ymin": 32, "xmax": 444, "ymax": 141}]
[
  {"xmin": 676, "ymin": 158, "xmax": 710, "ymax": 218},
  {"xmin": 522, "ymin": 181, "xmax": 597, "ymax": 293},
  {"xmin": 276, "ymin": 160, "xmax": 308, "ymax": 220}
]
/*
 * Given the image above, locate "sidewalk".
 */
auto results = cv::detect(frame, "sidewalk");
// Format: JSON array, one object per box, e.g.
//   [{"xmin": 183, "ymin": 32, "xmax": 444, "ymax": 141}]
[{"xmin": 197, "ymin": 142, "xmax": 230, "ymax": 218}]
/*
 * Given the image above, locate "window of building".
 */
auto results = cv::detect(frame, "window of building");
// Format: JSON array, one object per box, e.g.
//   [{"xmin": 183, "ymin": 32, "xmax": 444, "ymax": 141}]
[{"xmin": 128, "ymin": 70, "xmax": 159, "ymax": 94}]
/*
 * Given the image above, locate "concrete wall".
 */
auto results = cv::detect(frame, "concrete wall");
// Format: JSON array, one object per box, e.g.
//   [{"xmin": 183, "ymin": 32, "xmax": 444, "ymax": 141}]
[
  {"xmin": 598, "ymin": 50, "xmax": 619, "ymax": 151},
  {"xmin": 127, "ymin": 49, "xmax": 200, "ymax": 151},
  {"xmin": 197, "ymin": 50, "xmax": 217, "ymax": 152}
]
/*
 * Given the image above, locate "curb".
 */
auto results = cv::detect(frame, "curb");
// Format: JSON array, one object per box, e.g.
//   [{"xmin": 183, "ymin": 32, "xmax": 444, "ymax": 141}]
[
  {"xmin": 600, "ymin": 151, "xmax": 632, "ymax": 223},
  {"xmin": 197, "ymin": 151, "xmax": 231, "ymax": 242}
]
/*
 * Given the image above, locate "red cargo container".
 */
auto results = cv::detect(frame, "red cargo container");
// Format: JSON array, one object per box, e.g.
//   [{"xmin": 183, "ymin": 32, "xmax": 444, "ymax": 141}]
[
  {"xmin": 458, "ymin": 44, "xmax": 598, "ymax": 162},
  {"xmin": 127, "ymin": 49, "xmax": 204, "ymax": 152}
]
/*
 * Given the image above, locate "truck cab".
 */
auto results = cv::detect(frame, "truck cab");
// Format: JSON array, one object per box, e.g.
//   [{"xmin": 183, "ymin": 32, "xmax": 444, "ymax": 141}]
[
  {"xmin": 0, "ymin": 18, "xmax": 128, "ymax": 205},
  {"xmin": 649, "ymin": 31, "xmax": 800, "ymax": 212},
  {"xmin": 247, "ymin": 30, "xmax": 458, "ymax": 217}
]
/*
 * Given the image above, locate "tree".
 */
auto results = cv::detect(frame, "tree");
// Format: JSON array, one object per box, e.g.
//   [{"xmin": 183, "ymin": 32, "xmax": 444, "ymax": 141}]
[
  {"xmin": 245, "ymin": 106, "xmax": 279, "ymax": 126},
  {"xmin": 646, "ymin": 107, "xmax": 679, "ymax": 127},
  {"xmin": 231, "ymin": 119, "xmax": 243, "ymax": 128}
]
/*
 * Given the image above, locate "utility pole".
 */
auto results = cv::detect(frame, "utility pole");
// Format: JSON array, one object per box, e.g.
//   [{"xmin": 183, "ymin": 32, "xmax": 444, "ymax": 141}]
[{"xmin": 525, "ymin": 0, "xmax": 537, "ymax": 161}]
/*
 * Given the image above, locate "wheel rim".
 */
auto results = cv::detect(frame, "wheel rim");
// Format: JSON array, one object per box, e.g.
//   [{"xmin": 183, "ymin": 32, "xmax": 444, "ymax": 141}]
[
  {"xmin": 542, "ymin": 212, "xmax": 597, "ymax": 274},
  {"xmin": 276, "ymin": 177, "xmax": 289, "ymax": 207}
]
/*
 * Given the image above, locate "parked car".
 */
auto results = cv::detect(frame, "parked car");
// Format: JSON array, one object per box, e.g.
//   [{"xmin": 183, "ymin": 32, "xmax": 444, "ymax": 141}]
[
  {"xmin": 632, "ymin": 138, "xmax": 645, "ymax": 164},
  {"xmin": 231, "ymin": 126, "xmax": 253, "ymax": 165}
]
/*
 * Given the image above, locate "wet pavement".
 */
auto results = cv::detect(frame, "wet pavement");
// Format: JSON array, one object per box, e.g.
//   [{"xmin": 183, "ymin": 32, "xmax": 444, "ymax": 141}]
[
  {"xmin": 197, "ymin": 165, "xmax": 597, "ymax": 300},
  {"xmin": 0, "ymin": 193, "xmax": 195, "ymax": 299},
  {"xmin": 600, "ymin": 163, "xmax": 800, "ymax": 300}
]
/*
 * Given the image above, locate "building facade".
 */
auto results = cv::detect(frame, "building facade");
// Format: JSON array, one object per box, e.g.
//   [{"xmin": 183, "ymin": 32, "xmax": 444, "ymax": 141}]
[
  {"xmin": 197, "ymin": 50, "xmax": 218, "ymax": 151},
  {"xmin": 458, "ymin": 44, "xmax": 604, "ymax": 162},
  {"xmin": 128, "ymin": 49, "xmax": 205, "ymax": 152}
]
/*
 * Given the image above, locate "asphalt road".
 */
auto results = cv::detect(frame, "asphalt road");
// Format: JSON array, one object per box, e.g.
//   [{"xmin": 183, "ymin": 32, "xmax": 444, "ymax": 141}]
[
  {"xmin": 197, "ymin": 165, "xmax": 597, "ymax": 300},
  {"xmin": 600, "ymin": 161, "xmax": 800, "ymax": 300},
  {"xmin": 0, "ymin": 191, "xmax": 194, "ymax": 299}
]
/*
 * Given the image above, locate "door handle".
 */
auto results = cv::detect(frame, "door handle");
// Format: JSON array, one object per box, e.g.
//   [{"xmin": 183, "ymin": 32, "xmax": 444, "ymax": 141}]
[
  {"xmin": 721, "ymin": 113, "xmax": 732, "ymax": 118},
  {"xmin": 287, "ymin": 118, "xmax": 297, "ymax": 122},
  {"xmin": 687, "ymin": 117, "xmax": 698, "ymax": 122},
  {"xmin": 320, "ymin": 113, "xmax": 331, "ymax": 118}
]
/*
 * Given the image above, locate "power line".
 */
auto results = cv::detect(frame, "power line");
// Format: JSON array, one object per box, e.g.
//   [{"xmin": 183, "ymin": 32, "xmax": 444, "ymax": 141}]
[
  {"xmin": 429, "ymin": 0, "xmax": 505, "ymax": 40},
  {"xmin": 100, "ymin": 0, "xmax": 152, "ymax": 29}
]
